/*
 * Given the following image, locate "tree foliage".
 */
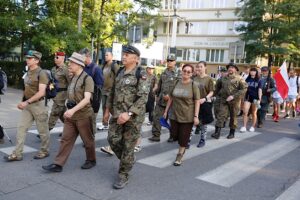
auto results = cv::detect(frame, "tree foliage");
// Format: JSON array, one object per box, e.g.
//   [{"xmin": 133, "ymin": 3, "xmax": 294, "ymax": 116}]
[
  {"xmin": 236, "ymin": 0, "xmax": 300, "ymax": 66},
  {"xmin": 0, "ymin": 0, "xmax": 161, "ymax": 61}
]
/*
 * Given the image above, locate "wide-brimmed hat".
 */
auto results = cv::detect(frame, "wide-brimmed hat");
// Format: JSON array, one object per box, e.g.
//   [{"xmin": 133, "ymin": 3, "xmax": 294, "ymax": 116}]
[
  {"xmin": 68, "ymin": 52, "xmax": 85, "ymax": 67},
  {"xmin": 226, "ymin": 62, "xmax": 239, "ymax": 71},
  {"xmin": 26, "ymin": 50, "xmax": 42, "ymax": 60}
]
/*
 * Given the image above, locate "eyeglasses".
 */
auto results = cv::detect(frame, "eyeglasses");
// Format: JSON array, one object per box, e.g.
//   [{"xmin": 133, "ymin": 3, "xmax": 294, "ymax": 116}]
[{"xmin": 183, "ymin": 70, "xmax": 192, "ymax": 74}]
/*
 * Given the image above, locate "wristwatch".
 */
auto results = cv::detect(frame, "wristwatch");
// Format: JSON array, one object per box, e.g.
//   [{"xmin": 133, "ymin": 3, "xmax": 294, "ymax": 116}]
[{"xmin": 128, "ymin": 112, "xmax": 133, "ymax": 116}]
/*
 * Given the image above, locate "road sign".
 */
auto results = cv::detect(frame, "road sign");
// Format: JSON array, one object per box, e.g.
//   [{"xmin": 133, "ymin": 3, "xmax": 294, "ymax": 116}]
[
  {"xmin": 228, "ymin": 41, "xmax": 245, "ymax": 60},
  {"xmin": 112, "ymin": 43, "xmax": 122, "ymax": 61}
]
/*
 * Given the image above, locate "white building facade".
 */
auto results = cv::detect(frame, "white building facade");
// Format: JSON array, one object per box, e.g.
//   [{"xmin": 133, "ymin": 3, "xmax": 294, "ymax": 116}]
[{"xmin": 156, "ymin": 0, "xmax": 247, "ymax": 72}]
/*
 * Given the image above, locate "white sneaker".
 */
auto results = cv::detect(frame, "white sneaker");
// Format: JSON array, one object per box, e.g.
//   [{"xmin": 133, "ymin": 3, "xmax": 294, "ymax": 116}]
[
  {"xmin": 240, "ymin": 127, "xmax": 247, "ymax": 132},
  {"xmin": 249, "ymin": 126, "xmax": 255, "ymax": 132}
]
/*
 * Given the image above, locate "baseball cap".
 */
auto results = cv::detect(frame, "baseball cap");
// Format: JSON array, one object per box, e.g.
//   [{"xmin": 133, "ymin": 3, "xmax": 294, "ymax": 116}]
[
  {"xmin": 261, "ymin": 66, "xmax": 268, "ymax": 71},
  {"xmin": 147, "ymin": 65, "xmax": 155, "ymax": 69}
]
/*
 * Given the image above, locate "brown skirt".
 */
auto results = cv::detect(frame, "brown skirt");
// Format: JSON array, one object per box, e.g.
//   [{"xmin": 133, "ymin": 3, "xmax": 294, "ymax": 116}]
[{"xmin": 170, "ymin": 119, "xmax": 193, "ymax": 147}]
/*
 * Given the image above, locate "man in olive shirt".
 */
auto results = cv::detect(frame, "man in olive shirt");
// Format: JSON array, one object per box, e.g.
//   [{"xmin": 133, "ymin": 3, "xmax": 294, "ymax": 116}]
[
  {"xmin": 48, "ymin": 52, "xmax": 70, "ymax": 133},
  {"xmin": 4, "ymin": 50, "xmax": 50, "ymax": 161},
  {"xmin": 148, "ymin": 55, "xmax": 181, "ymax": 142},
  {"xmin": 212, "ymin": 63, "xmax": 247, "ymax": 139}
]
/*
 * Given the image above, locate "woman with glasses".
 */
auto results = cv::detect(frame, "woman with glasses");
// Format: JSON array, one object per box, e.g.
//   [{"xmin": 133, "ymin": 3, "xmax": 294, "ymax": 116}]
[
  {"xmin": 193, "ymin": 61, "xmax": 214, "ymax": 147},
  {"xmin": 163, "ymin": 64, "xmax": 200, "ymax": 166}
]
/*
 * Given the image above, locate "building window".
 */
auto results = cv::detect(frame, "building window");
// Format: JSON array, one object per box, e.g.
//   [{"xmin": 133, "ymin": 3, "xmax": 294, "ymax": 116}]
[
  {"xmin": 176, "ymin": 48, "xmax": 201, "ymax": 62},
  {"xmin": 185, "ymin": 22, "xmax": 203, "ymax": 34},
  {"xmin": 206, "ymin": 49, "xmax": 224, "ymax": 63},
  {"xmin": 208, "ymin": 22, "xmax": 227, "ymax": 35},
  {"xmin": 213, "ymin": 0, "xmax": 226, "ymax": 8},
  {"xmin": 186, "ymin": 0, "xmax": 204, "ymax": 9},
  {"xmin": 164, "ymin": 0, "xmax": 181, "ymax": 9}
]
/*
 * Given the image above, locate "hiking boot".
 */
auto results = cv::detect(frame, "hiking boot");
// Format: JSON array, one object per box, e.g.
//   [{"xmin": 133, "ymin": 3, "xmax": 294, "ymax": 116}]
[
  {"xmin": 197, "ymin": 139, "xmax": 205, "ymax": 148},
  {"xmin": 100, "ymin": 146, "xmax": 115, "ymax": 156},
  {"xmin": 227, "ymin": 129, "xmax": 235, "ymax": 139},
  {"xmin": 173, "ymin": 153, "xmax": 183, "ymax": 166},
  {"xmin": 42, "ymin": 164, "xmax": 63, "ymax": 172},
  {"xmin": 148, "ymin": 136, "xmax": 160, "ymax": 142},
  {"xmin": 292, "ymin": 111, "xmax": 296, "ymax": 118},
  {"xmin": 167, "ymin": 137, "xmax": 174, "ymax": 143},
  {"xmin": 113, "ymin": 176, "xmax": 129, "ymax": 189},
  {"xmin": 33, "ymin": 151, "xmax": 49, "ymax": 159},
  {"xmin": 81, "ymin": 160, "xmax": 96, "ymax": 169},
  {"xmin": 4, "ymin": 153, "xmax": 23, "ymax": 162},
  {"xmin": 211, "ymin": 127, "xmax": 221, "ymax": 139}
]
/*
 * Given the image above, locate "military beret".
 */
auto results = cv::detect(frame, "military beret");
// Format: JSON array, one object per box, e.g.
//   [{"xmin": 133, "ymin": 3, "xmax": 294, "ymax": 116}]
[
  {"xmin": 55, "ymin": 52, "xmax": 65, "ymax": 56},
  {"xmin": 226, "ymin": 62, "xmax": 239, "ymax": 71},
  {"xmin": 167, "ymin": 55, "xmax": 176, "ymax": 61},
  {"xmin": 261, "ymin": 66, "xmax": 268, "ymax": 71},
  {"xmin": 122, "ymin": 45, "xmax": 140, "ymax": 57},
  {"xmin": 26, "ymin": 50, "xmax": 42, "ymax": 60}
]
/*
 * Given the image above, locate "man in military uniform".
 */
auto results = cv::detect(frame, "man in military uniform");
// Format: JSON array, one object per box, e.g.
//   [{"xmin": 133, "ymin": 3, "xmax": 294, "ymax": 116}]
[
  {"xmin": 48, "ymin": 52, "xmax": 70, "ymax": 134},
  {"xmin": 4, "ymin": 50, "xmax": 50, "ymax": 161},
  {"xmin": 103, "ymin": 45, "xmax": 149, "ymax": 189},
  {"xmin": 212, "ymin": 63, "xmax": 247, "ymax": 139},
  {"xmin": 148, "ymin": 55, "xmax": 181, "ymax": 142},
  {"xmin": 257, "ymin": 66, "xmax": 276, "ymax": 128}
]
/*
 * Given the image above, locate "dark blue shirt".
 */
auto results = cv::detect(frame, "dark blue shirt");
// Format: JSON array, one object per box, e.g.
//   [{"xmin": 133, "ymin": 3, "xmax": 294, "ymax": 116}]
[
  {"xmin": 245, "ymin": 77, "xmax": 262, "ymax": 99},
  {"xmin": 84, "ymin": 62, "xmax": 104, "ymax": 87}
]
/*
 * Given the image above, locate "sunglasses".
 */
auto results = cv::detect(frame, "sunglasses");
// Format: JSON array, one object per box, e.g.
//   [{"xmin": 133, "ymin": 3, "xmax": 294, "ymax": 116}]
[
  {"xmin": 167, "ymin": 60, "xmax": 174, "ymax": 62},
  {"xmin": 183, "ymin": 70, "xmax": 192, "ymax": 74},
  {"xmin": 55, "ymin": 56, "xmax": 60, "ymax": 59}
]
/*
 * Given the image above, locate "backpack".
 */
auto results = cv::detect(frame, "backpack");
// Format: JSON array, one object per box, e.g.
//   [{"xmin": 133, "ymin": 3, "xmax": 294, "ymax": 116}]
[
  {"xmin": 38, "ymin": 69, "xmax": 59, "ymax": 99},
  {"xmin": 0, "ymin": 69, "xmax": 8, "ymax": 95}
]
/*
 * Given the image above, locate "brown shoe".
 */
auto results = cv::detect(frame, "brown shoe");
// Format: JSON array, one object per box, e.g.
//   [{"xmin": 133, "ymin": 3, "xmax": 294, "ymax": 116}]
[
  {"xmin": 4, "ymin": 153, "xmax": 23, "ymax": 162},
  {"xmin": 33, "ymin": 151, "xmax": 49, "ymax": 159}
]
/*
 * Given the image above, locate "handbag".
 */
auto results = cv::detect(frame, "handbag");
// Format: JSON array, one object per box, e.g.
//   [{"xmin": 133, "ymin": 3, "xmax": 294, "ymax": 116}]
[{"xmin": 199, "ymin": 102, "xmax": 214, "ymax": 125}]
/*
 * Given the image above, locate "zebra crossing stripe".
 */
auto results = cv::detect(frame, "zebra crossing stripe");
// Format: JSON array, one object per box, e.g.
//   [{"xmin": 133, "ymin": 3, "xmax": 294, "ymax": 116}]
[
  {"xmin": 275, "ymin": 178, "xmax": 300, "ymax": 200},
  {"xmin": 196, "ymin": 137, "xmax": 300, "ymax": 187},
  {"xmin": 0, "ymin": 145, "xmax": 38, "ymax": 155},
  {"xmin": 137, "ymin": 131, "xmax": 261, "ymax": 168}
]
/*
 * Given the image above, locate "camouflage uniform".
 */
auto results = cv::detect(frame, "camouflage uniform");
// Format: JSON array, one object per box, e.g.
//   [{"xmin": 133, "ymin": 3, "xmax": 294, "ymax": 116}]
[
  {"xmin": 107, "ymin": 66, "xmax": 149, "ymax": 181},
  {"xmin": 213, "ymin": 73, "xmax": 247, "ymax": 138},
  {"xmin": 151, "ymin": 68, "xmax": 181, "ymax": 139},
  {"xmin": 48, "ymin": 64, "xmax": 70, "ymax": 130}
]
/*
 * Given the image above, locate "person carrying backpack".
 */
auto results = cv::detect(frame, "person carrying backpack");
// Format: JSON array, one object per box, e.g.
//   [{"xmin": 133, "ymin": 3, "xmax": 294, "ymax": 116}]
[
  {"xmin": 47, "ymin": 52, "xmax": 71, "ymax": 134},
  {"xmin": 79, "ymin": 48, "xmax": 104, "ymax": 133},
  {"xmin": 4, "ymin": 50, "xmax": 50, "ymax": 162}
]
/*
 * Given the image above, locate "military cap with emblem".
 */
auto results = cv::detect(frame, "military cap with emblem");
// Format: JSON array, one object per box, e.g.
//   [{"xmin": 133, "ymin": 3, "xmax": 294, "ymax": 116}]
[
  {"xmin": 226, "ymin": 62, "xmax": 239, "ymax": 71},
  {"xmin": 166, "ymin": 55, "xmax": 176, "ymax": 61},
  {"xmin": 122, "ymin": 45, "xmax": 141, "ymax": 57},
  {"xmin": 26, "ymin": 50, "xmax": 42, "ymax": 60}
]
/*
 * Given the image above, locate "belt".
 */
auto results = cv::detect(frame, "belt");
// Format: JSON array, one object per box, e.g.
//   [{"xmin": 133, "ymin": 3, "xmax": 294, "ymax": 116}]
[{"xmin": 57, "ymin": 88, "xmax": 67, "ymax": 92}]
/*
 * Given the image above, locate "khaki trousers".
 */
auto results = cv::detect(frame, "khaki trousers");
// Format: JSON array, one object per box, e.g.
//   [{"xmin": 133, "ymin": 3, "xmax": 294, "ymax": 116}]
[
  {"xmin": 14, "ymin": 100, "xmax": 50, "ymax": 157},
  {"xmin": 54, "ymin": 117, "xmax": 95, "ymax": 166}
]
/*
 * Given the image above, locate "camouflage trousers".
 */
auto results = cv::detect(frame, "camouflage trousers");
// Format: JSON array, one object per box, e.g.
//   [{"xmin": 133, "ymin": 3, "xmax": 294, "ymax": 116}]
[
  {"xmin": 151, "ymin": 104, "xmax": 165, "ymax": 138},
  {"xmin": 48, "ymin": 102, "xmax": 66, "ymax": 130},
  {"xmin": 215, "ymin": 100, "xmax": 239, "ymax": 129},
  {"xmin": 108, "ymin": 118, "xmax": 140, "ymax": 178}
]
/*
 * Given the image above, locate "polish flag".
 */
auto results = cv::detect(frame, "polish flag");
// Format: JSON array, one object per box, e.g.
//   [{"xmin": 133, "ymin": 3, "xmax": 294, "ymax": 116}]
[{"xmin": 273, "ymin": 62, "xmax": 289, "ymax": 99}]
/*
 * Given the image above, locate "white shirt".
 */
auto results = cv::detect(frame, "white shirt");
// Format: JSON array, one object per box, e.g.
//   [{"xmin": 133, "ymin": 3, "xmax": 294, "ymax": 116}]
[{"xmin": 288, "ymin": 76, "xmax": 300, "ymax": 96}]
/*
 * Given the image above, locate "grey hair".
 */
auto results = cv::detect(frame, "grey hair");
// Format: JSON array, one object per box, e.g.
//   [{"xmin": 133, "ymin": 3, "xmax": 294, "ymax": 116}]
[{"xmin": 79, "ymin": 48, "xmax": 91, "ymax": 57}]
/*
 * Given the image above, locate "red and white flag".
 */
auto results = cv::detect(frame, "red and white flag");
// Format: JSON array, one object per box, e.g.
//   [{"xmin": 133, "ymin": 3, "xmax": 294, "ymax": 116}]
[{"xmin": 273, "ymin": 61, "xmax": 289, "ymax": 99}]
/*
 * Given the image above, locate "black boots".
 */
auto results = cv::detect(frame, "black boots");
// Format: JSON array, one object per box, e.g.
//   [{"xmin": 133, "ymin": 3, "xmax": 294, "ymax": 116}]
[
  {"xmin": 227, "ymin": 129, "xmax": 235, "ymax": 139},
  {"xmin": 211, "ymin": 127, "xmax": 221, "ymax": 139}
]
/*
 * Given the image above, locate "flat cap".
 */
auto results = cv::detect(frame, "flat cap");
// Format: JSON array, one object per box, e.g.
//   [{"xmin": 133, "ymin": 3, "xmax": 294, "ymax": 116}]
[
  {"xmin": 122, "ymin": 45, "xmax": 140, "ymax": 57},
  {"xmin": 26, "ymin": 50, "xmax": 42, "ymax": 60},
  {"xmin": 167, "ymin": 55, "xmax": 176, "ymax": 61},
  {"xmin": 226, "ymin": 62, "xmax": 239, "ymax": 71}
]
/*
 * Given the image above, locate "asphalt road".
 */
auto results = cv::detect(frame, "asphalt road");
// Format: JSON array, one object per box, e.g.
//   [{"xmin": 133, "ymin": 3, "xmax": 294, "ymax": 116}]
[{"xmin": 0, "ymin": 88, "xmax": 299, "ymax": 200}]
